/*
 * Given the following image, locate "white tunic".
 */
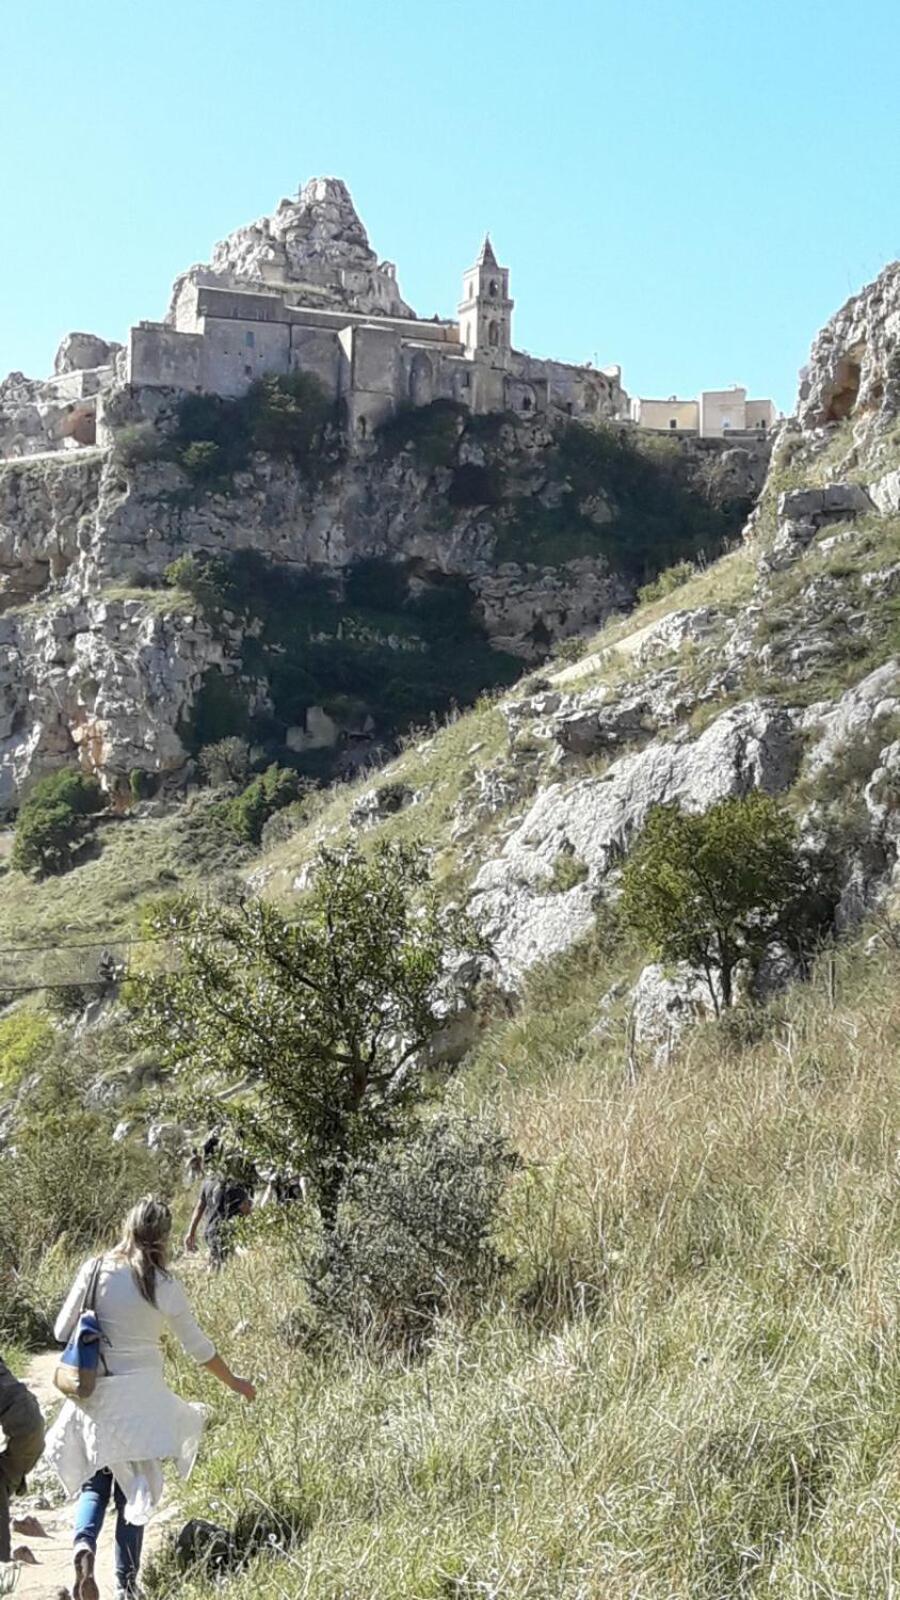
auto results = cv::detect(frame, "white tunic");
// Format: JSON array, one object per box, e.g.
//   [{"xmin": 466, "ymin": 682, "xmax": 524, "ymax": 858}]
[{"xmin": 44, "ymin": 1254, "xmax": 216, "ymax": 1523}]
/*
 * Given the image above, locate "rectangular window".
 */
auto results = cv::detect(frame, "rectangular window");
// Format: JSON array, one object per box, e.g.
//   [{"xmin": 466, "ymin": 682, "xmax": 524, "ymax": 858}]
[{"xmin": 245, "ymin": 331, "xmax": 255, "ymax": 348}]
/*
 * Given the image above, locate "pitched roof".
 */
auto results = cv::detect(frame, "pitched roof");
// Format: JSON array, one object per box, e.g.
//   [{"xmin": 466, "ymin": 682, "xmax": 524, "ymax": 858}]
[{"xmin": 476, "ymin": 234, "xmax": 499, "ymax": 268}]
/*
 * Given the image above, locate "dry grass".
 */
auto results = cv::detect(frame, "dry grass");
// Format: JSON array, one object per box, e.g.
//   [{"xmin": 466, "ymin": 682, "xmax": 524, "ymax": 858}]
[{"xmin": 142, "ymin": 930, "xmax": 900, "ymax": 1600}]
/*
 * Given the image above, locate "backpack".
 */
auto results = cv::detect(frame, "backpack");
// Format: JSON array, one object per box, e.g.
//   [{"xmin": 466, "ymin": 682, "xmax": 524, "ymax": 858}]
[{"xmin": 53, "ymin": 1257, "xmax": 110, "ymax": 1400}]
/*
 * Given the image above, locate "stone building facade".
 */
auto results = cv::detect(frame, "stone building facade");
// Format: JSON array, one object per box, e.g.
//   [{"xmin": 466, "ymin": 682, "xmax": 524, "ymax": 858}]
[
  {"xmin": 125, "ymin": 202, "xmax": 627, "ymax": 438},
  {"xmin": 632, "ymin": 385, "xmax": 776, "ymax": 438}
]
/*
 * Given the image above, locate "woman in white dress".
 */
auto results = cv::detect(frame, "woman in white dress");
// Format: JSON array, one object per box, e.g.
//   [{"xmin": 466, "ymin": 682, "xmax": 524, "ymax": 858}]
[{"xmin": 45, "ymin": 1196, "xmax": 255, "ymax": 1600}]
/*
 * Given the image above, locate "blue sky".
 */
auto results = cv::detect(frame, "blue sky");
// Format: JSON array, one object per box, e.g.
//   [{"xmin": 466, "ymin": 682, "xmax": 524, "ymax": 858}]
[{"xmin": 2, "ymin": 0, "xmax": 898, "ymax": 413}]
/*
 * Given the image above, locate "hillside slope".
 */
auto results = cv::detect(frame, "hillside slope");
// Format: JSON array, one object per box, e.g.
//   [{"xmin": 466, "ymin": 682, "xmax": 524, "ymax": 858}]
[{"xmin": 2, "ymin": 263, "xmax": 900, "ymax": 1598}]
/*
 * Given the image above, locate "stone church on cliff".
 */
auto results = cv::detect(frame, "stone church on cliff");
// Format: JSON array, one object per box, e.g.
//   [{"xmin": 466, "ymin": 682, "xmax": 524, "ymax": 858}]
[{"xmin": 124, "ymin": 177, "xmax": 628, "ymax": 438}]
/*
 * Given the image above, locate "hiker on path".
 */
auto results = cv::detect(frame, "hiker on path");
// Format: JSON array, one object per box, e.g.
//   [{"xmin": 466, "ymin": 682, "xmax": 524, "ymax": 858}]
[
  {"xmin": 0, "ymin": 1354, "xmax": 45, "ymax": 1569},
  {"xmin": 184, "ymin": 1144, "xmax": 253, "ymax": 1269},
  {"xmin": 44, "ymin": 1196, "xmax": 256, "ymax": 1600}
]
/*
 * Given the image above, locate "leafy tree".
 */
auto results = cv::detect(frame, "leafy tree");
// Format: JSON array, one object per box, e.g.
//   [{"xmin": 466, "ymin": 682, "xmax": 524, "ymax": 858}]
[
  {"xmin": 619, "ymin": 795, "xmax": 821, "ymax": 1010},
  {"xmin": 133, "ymin": 843, "xmax": 488, "ymax": 1218},
  {"xmin": 12, "ymin": 769, "xmax": 104, "ymax": 877},
  {"xmin": 247, "ymin": 371, "xmax": 333, "ymax": 463},
  {"xmin": 199, "ymin": 737, "xmax": 252, "ymax": 788},
  {"xmin": 228, "ymin": 764, "xmax": 306, "ymax": 844}
]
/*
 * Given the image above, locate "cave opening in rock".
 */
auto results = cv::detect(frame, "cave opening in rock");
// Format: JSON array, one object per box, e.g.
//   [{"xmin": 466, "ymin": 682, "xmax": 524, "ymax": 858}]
[{"xmin": 825, "ymin": 356, "xmax": 861, "ymax": 422}]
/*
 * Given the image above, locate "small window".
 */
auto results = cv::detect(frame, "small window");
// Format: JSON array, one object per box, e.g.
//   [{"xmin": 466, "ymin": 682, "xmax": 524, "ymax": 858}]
[
  {"xmin": 358, "ymin": 415, "xmax": 367, "ymax": 440},
  {"xmin": 244, "ymin": 364, "xmax": 253, "ymax": 377},
  {"xmin": 461, "ymin": 372, "xmax": 470, "ymax": 388},
  {"xmin": 489, "ymin": 279, "xmax": 498, "ymax": 298},
  {"xmin": 488, "ymin": 321, "xmax": 499, "ymax": 348},
  {"xmin": 468, "ymin": 281, "xmax": 474, "ymax": 298},
  {"xmin": 245, "ymin": 331, "xmax": 255, "ymax": 348},
  {"xmin": 521, "ymin": 394, "xmax": 532, "ymax": 411},
  {"xmin": 669, "ymin": 418, "xmax": 678, "ymax": 429}
]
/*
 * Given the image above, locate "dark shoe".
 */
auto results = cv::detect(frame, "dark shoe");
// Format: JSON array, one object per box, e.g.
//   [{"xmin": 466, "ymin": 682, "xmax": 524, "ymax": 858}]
[{"xmin": 74, "ymin": 1547, "xmax": 100, "ymax": 1600}]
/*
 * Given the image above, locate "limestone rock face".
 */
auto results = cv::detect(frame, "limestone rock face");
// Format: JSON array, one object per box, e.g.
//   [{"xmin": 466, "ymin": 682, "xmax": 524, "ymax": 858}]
[
  {"xmin": 798, "ymin": 259, "xmax": 900, "ymax": 430},
  {"xmin": 472, "ymin": 699, "xmax": 801, "ymax": 987},
  {"xmin": 0, "ymin": 595, "xmax": 226, "ymax": 809},
  {"xmin": 169, "ymin": 176, "xmax": 414, "ymax": 324},
  {"xmin": 801, "ymin": 661, "xmax": 900, "ymax": 779},
  {"xmin": 54, "ymin": 333, "xmax": 120, "ymax": 375}
]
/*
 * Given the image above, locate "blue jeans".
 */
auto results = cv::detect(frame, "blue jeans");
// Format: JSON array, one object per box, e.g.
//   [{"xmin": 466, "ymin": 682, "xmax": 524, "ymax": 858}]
[{"xmin": 74, "ymin": 1468, "xmax": 144, "ymax": 1597}]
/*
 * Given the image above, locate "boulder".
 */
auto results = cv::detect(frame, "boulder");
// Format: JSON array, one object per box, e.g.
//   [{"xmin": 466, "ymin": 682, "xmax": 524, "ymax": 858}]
[
  {"xmin": 53, "ymin": 333, "xmax": 118, "ymax": 375},
  {"xmin": 629, "ymin": 962, "xmax": 719, "ymax": 1066},
  {"xmin": 802, "ymin": 661, "xmax": 900, "ymax": 779},
  {"xmin": 869, "ymin": 469, "xmax": 900, "ymax": 515},
  {"xmin": 349, "ymin": 780, "xmax": 415, "ymax": 829}
]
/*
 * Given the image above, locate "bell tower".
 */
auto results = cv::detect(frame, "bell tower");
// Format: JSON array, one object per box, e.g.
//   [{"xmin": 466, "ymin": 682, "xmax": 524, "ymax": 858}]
[{"xmin": 458, "ymin": 236, "xmax": 514, "ymax": 362}]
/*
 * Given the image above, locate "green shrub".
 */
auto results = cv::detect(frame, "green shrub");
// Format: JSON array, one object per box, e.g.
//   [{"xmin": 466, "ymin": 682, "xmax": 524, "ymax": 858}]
[
  {"xmin": 228, "ymin": 765, "xmax": 305, "ymax": 845},
  {"xmin": 376, "ymin": 399, "xmax": 467, "ymax": 468},
  {"xmin": 638, "ymin": 558, "xmax": 697, "ymax": 605},
  {"xmin": 542, "ymin": 849, "xmax": 590, "ymax": 893},
  {"xmin": 12, "ymin": 769, "xmax": 104, "ymax": 877},
  {"xmin": 247, "ymin": 371, "xmax": 333, "ymax": 463},
  {"xmin": 178, "ymin": 439, "xmax": 223, "ymax": 483},
  {"xmin": 112, "ymin": 422, "xmax": 161, "ymax": 468},
  {"xmin": 129, "ymin": 767, "xmax": 157, "ymax": 803},
  {"xmin": 0, "ymin": 1010, "xmax": 53, "ymax": 1095},
  {"xmin": 133, "ymin": 843, "xmax": 487, "ymax": 1221},
  {"xmin": 308, "ymin": 1115, "xmax": 513, "ymax": 1346},
  {"xmin": 449, "ymin": 461, "xmax": 505, "ymax": 506},
  {"xmin": 169, "ymin": 373, "xmax": 337, "ymax": 489},
  {"xmin": 0, "ymin": 1062, "xmax": 161, "ymax": 1345}
]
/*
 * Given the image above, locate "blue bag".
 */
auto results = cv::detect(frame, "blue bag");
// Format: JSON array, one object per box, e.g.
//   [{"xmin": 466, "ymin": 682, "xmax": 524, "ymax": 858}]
[{"xmin": 53, "ymin": 1257, "xmax": 110, "ymax": 1400}]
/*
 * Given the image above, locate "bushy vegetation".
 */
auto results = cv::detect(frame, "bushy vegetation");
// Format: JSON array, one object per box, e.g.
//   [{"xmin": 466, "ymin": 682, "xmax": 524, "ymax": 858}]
[
  {"xmin": 375, "ymin": 398, "xmax": 468, "ymax": 467},
  {"xmin": 638, "ymin": 557, "xmax": 697, "ymax": 604},
  {"xmin": 0, "ymin": 1055, "xmax": 160, "ymax": 1345},
  {"xmin": 172, "ymin": 373, "xmax": 339, "ymax": 486},
  {"xmin": 308, "ymin": 1115, "xmax": 513, "ymax": 1348},
  {"xmin": 11, "ymin": 768, "xmax": 105, "ymax": 877},
  {"xmin": 168, "ymin": 549, "xmax": 520, "ymax": 759},
  {"xmin": 198, "ymin": 737, "xmax": 252, "ymax": 788},
  {"xmin": 0, "ymin": 1009, "xmax": 53, "ymax": 1094},
  {"xmin": 131, "ymin": 930, "xmax": 900, "ymax": 1600},
  {"xmin": 620, "ymin": 796, "xmax": 835, "ymax": 1008},
  {"xmin": 494, "ymin": 422, "xmax": 750, "ymax": 576},
  {"xmin": 133, "ymin": 843, "xmax": 486, "ymax": 1218},
  {"xmin": 228, "ymin": 764, "xmax": 307, "ymax": 845}
]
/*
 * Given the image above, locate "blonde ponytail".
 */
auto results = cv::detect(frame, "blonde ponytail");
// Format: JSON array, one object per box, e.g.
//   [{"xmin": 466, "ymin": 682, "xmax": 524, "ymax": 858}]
[{"xmin": 117, "ymin": 1195, "xmax": 172, "ymax": 1305}]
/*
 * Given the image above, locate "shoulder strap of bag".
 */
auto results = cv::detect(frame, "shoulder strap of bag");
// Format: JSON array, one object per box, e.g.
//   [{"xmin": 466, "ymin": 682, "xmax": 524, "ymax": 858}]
[{"xmin": 81, "ymin": 1256, "xmax": 103, "ymax": 1316}]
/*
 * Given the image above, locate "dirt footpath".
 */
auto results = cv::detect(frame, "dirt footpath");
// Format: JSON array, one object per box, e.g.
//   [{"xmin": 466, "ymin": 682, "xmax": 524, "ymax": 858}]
[{"xmin": 8, "ymin": 1351, "xmax": 175, "ymax": 1600}]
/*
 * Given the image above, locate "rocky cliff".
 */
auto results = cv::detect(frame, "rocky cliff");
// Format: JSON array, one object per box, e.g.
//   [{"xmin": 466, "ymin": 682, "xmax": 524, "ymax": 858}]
[{"xmin": 0, "ymin": 376, "xmax": 762, "ymax": 809}]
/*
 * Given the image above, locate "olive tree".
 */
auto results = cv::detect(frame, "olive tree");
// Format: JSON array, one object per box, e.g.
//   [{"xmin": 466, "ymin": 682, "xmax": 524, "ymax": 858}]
[{"xmin": 133, "ymin": 842, "xmax": 487, "ymax": 1219}]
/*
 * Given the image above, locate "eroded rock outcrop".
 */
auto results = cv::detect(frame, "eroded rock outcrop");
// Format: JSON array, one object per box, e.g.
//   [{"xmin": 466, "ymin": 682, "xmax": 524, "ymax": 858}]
[
  {"xmin": 168, "ymin": 176, "xmax": 414, "ymax": 326},
  {"xmin": 798, "ymin": 260, "xmax": 900, "ymax": 431},
  {"xmin": 472, "ymin": 700, "xmax": 800, "ymax": 987}
]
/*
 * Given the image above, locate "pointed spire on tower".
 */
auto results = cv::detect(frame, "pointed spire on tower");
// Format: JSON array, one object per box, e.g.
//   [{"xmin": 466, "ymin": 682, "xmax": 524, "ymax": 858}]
[{"xmin": 477, "ymin": 233, "xmax": 499, "ymax": 268}]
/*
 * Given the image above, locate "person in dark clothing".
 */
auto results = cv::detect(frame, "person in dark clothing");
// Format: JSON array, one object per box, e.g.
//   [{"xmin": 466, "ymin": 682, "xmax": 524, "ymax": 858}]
[
  {"xmin": 184, "ymin": 1174, "xmax": 252, "ymax": 1268},
  {"xmin": 0, "ymin": 1355, "xmax": 44, "ymax": 1565}
]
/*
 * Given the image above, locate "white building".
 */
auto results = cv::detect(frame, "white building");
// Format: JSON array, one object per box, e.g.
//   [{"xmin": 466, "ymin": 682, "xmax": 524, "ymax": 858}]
[{"xmin": 632, "ymin": 386, "xmax": 776, "ymax": 439}]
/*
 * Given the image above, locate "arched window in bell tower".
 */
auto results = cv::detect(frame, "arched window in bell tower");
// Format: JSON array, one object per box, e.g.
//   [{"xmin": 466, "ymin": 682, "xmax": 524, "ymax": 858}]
[
  {"xmin": 488, "ymin": 321, "xmax": 500, "ymax": 348},
  {"xmin": 489, "ymin": 279, "xmax": 498, "ymax": 298}
]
